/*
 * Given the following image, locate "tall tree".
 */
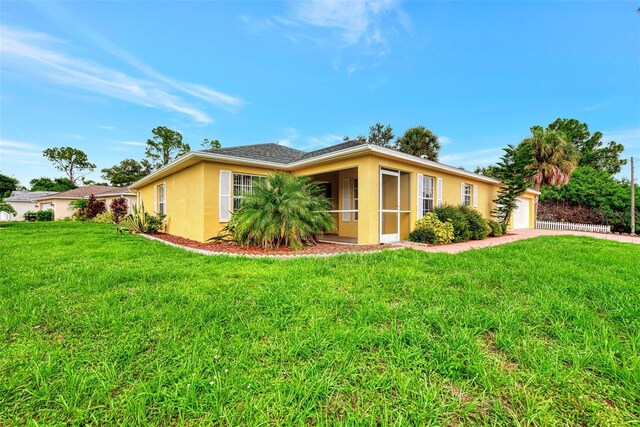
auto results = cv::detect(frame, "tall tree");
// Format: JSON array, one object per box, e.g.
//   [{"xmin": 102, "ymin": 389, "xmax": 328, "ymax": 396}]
[
  {"xmin": 42, "ymin": 147, "xmax": 96, "ymax": 185},
  {"xmin": 145, "ymin": 126, "xmax": 191, "ymax": 168},
  {"xmin": 0, "ymin": 173, "xmax": 21, "ymax": 198},
  {"xmin": 522, "ymin": 126, "xmax": 579, "ymax": 191},
  {"xmin": 474, "ymin": 165, "xmax": 501, "ymax": 179},
  {"xmin": 396, "ymin": 126, "xmax": 441, "ymax": 160},
  {"xmin": 367, "ymin": 123, "xmax": 395, "ymax": 148},
  {"xmin": 491, "ymin": 144, "xmax": 536, "ymax": 226},
  {"xmin": 29, "ymin": 177, "xmax": 77, "ymax": 192},
  {"xmin": 101, "ymin": 159, "xmax": 152, "ymax": 187},
  {"xmin": 202, "ymin": 138, "xmax": 221, "ymax": 150},
  {"xmin": 546, "ymin": 118, "xmax": 626, "ymax": 175}
]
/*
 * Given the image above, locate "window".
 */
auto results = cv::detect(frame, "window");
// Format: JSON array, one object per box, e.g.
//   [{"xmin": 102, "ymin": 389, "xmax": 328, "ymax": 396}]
[
  {"xmin": 353, "ymin": 178, "xmax": 358, "ymax": 221},
  {"xmin": 233, "ymin": 173, "xmax": 263, "ymax": 210},
  {"xmin": 462, "ymin": 183, "xmax": 472, "ymax": 206},
  {"xmin": 419, "ymin": 175, "xmax": 434, "ymax": 216},
  {"xmin": 157, "ymin": 184, "xmax": 166, "ymax": 214}
]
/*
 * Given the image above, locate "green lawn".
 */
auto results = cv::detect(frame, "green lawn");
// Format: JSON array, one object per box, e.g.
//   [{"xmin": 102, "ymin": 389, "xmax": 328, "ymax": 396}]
[{"xmin": 1, "ymin": 222, "xmax": 639, "ymax": 426}]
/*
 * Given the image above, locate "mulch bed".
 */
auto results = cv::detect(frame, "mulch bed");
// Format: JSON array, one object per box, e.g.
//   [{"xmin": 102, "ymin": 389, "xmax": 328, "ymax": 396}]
[{"xmin": 149, "ymin": 233, "xmax": 399, "ymax": 256}]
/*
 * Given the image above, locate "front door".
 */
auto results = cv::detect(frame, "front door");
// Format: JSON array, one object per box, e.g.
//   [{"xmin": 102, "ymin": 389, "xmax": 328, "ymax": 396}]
[{"xmin": 380, "ymin": 169, "xmax": 400, "ymax": 243}]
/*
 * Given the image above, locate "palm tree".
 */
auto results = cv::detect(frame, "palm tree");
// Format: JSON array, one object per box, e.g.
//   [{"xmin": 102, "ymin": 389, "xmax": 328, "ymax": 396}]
[{"xmin": 522, "ymin": 126, "xmax": 579, "ymax": 191}]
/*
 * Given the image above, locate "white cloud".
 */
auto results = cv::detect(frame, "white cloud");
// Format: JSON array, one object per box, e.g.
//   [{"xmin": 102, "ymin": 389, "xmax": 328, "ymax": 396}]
[
  {"xmin": 120, "ymin": 141, "xmax": 146, "ymax": 147},
  {"xmin": 243, "ymin": 0, "xmax": 410, "ymax": 71},
  {"xmin": 0, "ymin": 25, "xmax": 244, "ymax": 123},
  {"xmin": 268, "ymin": 127, "xmax": 343, "ymax": 151},
  {"xmin": 440, "ymin": 147, "xmax": 503, "ymax": 169},
  {"xmin": 602, "ymin": 127, "xmax": 640, "ymax": 148},
  {"xmin": 0, "ymin": 139, "xmax": 41, "ymax": 150}
]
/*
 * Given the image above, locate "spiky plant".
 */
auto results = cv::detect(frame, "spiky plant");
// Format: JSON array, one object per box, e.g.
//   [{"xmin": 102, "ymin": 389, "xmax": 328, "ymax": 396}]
[
  {"xmin": 230, "ymin": 173, "xmax": 335, "ymax": 250},
  {"xmin": 522, "ymin": 126, "xmax": 579, "ymax": 191}
]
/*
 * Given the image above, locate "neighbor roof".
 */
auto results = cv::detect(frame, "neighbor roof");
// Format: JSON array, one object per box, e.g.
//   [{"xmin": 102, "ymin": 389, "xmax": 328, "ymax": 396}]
[
  {"xmin": 5, "ymin": 191, "xmax": 58, "ymax": 202},
  {"xmin": 36, "ymin": 185, "xmax": 132, "ymax": 200}
]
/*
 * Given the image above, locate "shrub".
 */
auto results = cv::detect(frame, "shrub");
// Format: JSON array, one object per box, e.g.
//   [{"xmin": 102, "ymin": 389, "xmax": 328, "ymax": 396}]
[
  {"xmin": 487, "ymin": 220, "xmax": 503, "ymax": 237},
  {"xmin": 35, "ymin": 209, "xmax": 53, "ymax": 221},
  {"xmin": 229, "ymin": 173, "xmax": 335, "ymax": 250},
  {"xmin": 409, "ymin": 212, "xmax": 454, "ymax": 244},
  {"xmin": 120, "ymin": 202, "xmax": 165, "ymax": 234},
  {"xmin": 0, "ymin": 201, "xmax": 17, "ymax": 216},
  {"xmin": 433, "ymin": 204, "xmax": 471, "ymax": 243},
  {"xmin": 86, "ymin": 194, "xmax": 106, "ymax": 219},
  {"xmin": 93, "ymin": 211, "xmax": 115, "ymax": 223},
  {"xmin": 68, "ymin": 198, "xmax": 89, "ymax": 217},
  {"xmin": 24, "ymin": 211, "xmax": 37, "ymax": 221},
  {"xmin": 458, "ymin": 205, "xmax": 490, "ymax": 240},
  {"xmin": 110, "ymin": 197, "xmax": 129, "ymax": 223}
]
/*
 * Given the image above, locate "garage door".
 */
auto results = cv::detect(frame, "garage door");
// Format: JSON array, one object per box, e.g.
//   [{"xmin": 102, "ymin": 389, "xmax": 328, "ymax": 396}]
[{"xmin": 513, "ymin": 198, "xmax": 530, "ymax": 229}]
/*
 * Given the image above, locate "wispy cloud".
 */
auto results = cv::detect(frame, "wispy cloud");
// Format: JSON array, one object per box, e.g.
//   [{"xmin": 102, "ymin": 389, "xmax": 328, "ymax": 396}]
[
  {"xmin": 120, "ymin": 141, "xmax": 146, "ymax": 147},
  {"xmin": 0, "ymin": 25, "xmax": 244, "ymax": 123},
  {"xmin": 440, "ymin": 147, "xmax": 503, "ymax": 169},
  {"xmin": 0, "ymin": 139, "xmax": 44, "ymax": 169},
  {"xmin": 583, "ymin": 100, "xmax": 609, "ymax": 112},
  {"xmin": 270, "ymin": 127, "xmax": 342, "ymax": 151},
  {"xmin": 243, "ymin": 0, "xmax": 410, "ymax": 71}
]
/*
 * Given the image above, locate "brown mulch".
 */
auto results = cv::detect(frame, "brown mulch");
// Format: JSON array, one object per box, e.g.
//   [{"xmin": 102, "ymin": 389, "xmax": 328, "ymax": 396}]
[{"xmin": 150, "ymin": 233, "xmax": 399, "ymax": 256}]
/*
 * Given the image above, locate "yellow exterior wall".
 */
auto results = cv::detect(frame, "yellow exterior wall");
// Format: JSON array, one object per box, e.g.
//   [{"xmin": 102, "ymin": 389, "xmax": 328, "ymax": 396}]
[{"xmin": 132, "ymin": 151, "xmax": 538, "ymax": 244}]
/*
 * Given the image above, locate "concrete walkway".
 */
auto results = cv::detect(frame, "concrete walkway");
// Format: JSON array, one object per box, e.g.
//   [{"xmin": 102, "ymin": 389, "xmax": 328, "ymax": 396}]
[{"xmin": 401, "ymin": 229, "xmax": 639, "ymax": 254}]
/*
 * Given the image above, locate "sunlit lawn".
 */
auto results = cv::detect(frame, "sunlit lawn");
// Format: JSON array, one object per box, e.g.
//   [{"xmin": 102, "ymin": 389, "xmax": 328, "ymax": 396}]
[{"xmin": 1, "ymin": 222, "xmax": 638, "ymax": 426}]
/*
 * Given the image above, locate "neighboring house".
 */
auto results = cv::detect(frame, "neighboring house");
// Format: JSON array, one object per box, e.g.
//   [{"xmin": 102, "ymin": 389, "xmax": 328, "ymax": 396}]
[
  {"xmin": 130, "ymin": 140, "xmax": 540, "ymax": 245},
  {"xmin": 2, "ymin": 191, "xmax": 58, "ymax": 221},
  {"xmin": 35, "ymin": 185, "xmax": 136, "ymax": 220}
]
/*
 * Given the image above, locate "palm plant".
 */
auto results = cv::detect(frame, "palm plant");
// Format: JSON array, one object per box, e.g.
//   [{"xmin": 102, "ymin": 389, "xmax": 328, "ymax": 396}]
[
  {"xmin": 230, "ymin": 173, "xmax": 335, "ymax": 250},
  {"xmin": 522, "ymin": 126, "xmax": 579, "ymax": 191},
  {"xmin": 68, "ymin": 198, "xmax": 89, "ymax": 217}
]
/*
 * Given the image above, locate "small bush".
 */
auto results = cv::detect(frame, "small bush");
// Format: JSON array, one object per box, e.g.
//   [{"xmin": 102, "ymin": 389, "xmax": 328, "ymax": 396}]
[
  {"xmin": 0, "ymin": 201, "xmax": 17, "ymax": 216},
  {"xmin": 409, "ymin": 212, "xmax": 454, "ymax": 244},
  {"xmin": 93, "ymin": 211, "xmax": 115, "ymax": 224},
  {"xmin": 146, "ymin": 213, "xmax": 166, "ymax": 233},
  {"xmin": 458, "ymin": 205, "xmax": 490, "ymax": 240},
  {"xmin": 86, "ymin": 194, "xmax": 107, "ymax": 219},
  {"xmin": 35, "ymin": 209, "xmax": 53, "ymax": 221},
  {"xmin": 24, "ymin": 211, "xmax": 37, "ymax": 221},
  {"xmin": 68, "ymin": 198, "xmax": 88, "ymax": 217},
  {"xmin": 433, "ymin": 205, "xmax": 471, "ymax": 243},
  {"xmin": 120, "ymin": 202, "xmax": 165, "ymax": 234},
  {"xmin": 110, "ymin": 197, "xmax": 128, "ymax": 223},
  {"xmin": 487, "ymin": 220, "xmax": 503, "ymax": 237}
]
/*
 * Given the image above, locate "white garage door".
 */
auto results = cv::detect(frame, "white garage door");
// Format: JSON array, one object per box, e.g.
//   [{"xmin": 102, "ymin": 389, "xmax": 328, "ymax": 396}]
[{"xmin": 513, "ymin": 198, "xmax": 530, "ymax": 229}]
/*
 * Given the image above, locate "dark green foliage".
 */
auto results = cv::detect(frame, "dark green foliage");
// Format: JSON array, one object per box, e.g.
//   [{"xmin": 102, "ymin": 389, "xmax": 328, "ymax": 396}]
[
  {"xmin": 547, "ymin": 118, "xmax": 626, "ymax": 175},
  {"xmin": 459, "ymin": 205, "xmax": 491, "ymax": 240},
  {"xmin": 109, "ymin": 197, "xmax": 129, "ymax": 223},
  {"xmin": 120, "ymin": 202, "xmax": 165, "ymax": 234},
  {"xmin": 487, "ymin": 220, "xmax": 503, "ymax": 237},
  {"xmin": 230, "ymin": 173, "xmax": 335, "ymax": 249},
  {"xmin": 408, "ymin": 228, "xmax": 437, "ymax": 244},
  {"xmin": 0, "ymin": 201, "xmax": 17, "ymax": 215},
  {"xmin": 86, "ymin": 194, "xmax": 106, "ymax": 220},
  {"xmin": 145, "ymin": 126, "xmax": 191, "ymax": 169},
  {"xmin": 474, "ymin": 165, "xmax": 501, "ymax": 179},
  {"xmin": 202, "ymin": 138, "xmax": 222, "ymax": 149},
  {"xmin": 396, "ymin": 126, "xmax": 440, "ymax": 160},
  {"xmin": 541, "ymin": 166, "xmax": 639, "ymax": 233},
  {"xmin": 35, "ymin": 209, "xmax": 53, "ymax": 221},
  {"xmin": 30, "ymin": 177, "xmax": 77, "ymax": 192},
  {"xmin": 433, "ymin": 205, "xmax": 471, "ymax": 243},
  {"xmin": 523, "ymin": 126, "xmax": 579, "ymax": 191},
  {"xmin": 42, "ymin": 147, "xmax": 96, "ymax": 185},
  {"xmin": 0, "ymin": 173, "xmax": 20, "ymax": 198},
  {"xmin": 343, "ymin": 122, "xmax": 394, "ymax": 148},
  {"xmin": 101, "ymin": 159, "xmax": 152, "ymax": 186},
  {"xmin": 491, "ymin": 144, "xmax": 536, "ymax": 226}
]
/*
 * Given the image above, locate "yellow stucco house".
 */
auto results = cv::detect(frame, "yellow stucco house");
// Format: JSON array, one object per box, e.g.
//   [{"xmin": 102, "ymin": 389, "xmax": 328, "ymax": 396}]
[{"xmin": 130, "ymin": 140, "xmax": 539, "ymax": 245}]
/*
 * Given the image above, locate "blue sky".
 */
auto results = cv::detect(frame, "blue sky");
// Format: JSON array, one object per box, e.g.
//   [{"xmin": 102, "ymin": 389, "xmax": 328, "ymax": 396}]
[{"xmin": 1, "ymin": 0, "xmax": 639, "ymax": 186}]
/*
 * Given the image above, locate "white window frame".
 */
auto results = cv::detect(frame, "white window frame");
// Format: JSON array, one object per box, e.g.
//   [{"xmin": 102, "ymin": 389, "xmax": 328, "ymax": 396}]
[
  {"xmin": 461, "ymin": 183, "xmax": 472, "ymax": 206},
  {"xmin": 437, "ymin": 177, "xmax": 443, "ymax": 207},
  {"xmin": 342, "ymin": 178, "xmax": 351, "ymax": 222},
  {"xmin": 353, "ymin": 178, "xmax": 358, "ymax": 221},
  {"xmin": 232, "ymin": 173, "xmax": 264, "ymax": 212},
  {"xmin": 157, "ymin": 184, "xmax": 166, "ymax": 215},
  {"xmin": 473, "ymin": 185, "xmax": 478, "ymax": 208},
  {"xmin": 417, "ymin": 174, "xmax": 434, "ymax": 219}
]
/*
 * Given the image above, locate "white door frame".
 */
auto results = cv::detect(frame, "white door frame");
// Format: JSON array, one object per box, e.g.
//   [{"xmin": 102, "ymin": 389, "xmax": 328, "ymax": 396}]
[{"xmin": 380, "ymin": 169, "xmax": 400, "ymax": 243}]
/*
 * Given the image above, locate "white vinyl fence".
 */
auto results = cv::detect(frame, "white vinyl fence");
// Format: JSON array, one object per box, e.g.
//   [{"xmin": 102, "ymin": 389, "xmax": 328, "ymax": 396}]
[{"xmin": 536, "ymin": 220, "xmax": 610, "ymax": 233}]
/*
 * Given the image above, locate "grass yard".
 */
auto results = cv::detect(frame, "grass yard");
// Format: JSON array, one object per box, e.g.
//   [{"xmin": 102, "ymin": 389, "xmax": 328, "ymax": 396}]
[{"xmin": 1, "ymin": 222, "xmax": 639, "ymax": 426}]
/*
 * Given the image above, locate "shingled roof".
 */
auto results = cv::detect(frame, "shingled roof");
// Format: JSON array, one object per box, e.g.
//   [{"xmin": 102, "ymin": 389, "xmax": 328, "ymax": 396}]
[
  {"xmin": 5, "ymin": 191, "xmax": 58, "ymax": 202},
  {"xmin": 38, "ymin": 185, "xmax": 133, "ymax": 199},
  {"xmin": 201, "ymin": 140, "xmax": 368, "ymax": 164},
  {"xmin": 202, "ymin": 143, "xmax": 306, "ymax": 164}
]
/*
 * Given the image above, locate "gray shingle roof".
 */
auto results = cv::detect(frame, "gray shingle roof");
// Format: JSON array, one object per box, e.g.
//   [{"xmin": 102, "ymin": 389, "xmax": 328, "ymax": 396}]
[
  {"xmin": 200, "ymin": 140, "xmax": 368, "ymax": 164},
  {"xmin": 4, "ymin": 191, "xmax": 58, "ymax": 202},
  {"xmin": 39, "ymin": 185, "xmax": 132, "ymax": 199},
  {"xmin": 202, "ymin": 143, "xmax": 306, "ymax": 164}
]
